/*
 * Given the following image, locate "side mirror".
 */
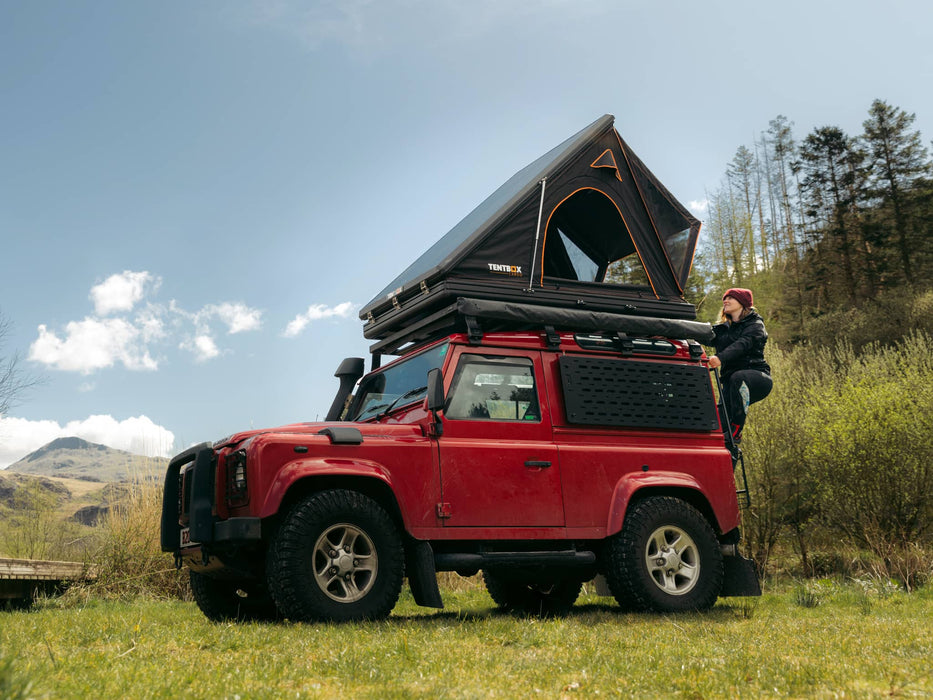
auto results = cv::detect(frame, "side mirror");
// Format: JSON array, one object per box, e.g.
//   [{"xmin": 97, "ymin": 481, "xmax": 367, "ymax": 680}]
[{"xmin": 426, "ymin": 368, "xmax": 445, "ymax": 412}]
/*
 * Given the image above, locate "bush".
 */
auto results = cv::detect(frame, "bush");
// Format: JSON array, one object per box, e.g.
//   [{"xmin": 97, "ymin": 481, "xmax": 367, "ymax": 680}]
[
  {"xmin": 805, "ymin": 333, "xmax": 933, "ymax": 550},
  {"xmin": 86, "ymin": 473, "xmax": 188, "ymax": 600},
  {"xmin": 742, "ymin": 345, "xmax": 820, "ymax": 574},
  {"xmin": 743, "ymin": 330, "xmax": 933, "ymax": 587}
]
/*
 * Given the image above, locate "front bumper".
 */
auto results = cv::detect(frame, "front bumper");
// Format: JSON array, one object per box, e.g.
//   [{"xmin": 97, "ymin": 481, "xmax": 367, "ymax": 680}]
[{"xmin": 159, "ymin": 442, "xmax": 261, "ymax": 552}]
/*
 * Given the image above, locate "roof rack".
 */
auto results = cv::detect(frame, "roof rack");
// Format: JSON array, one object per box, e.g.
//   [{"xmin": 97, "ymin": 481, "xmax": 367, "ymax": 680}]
[{"xmin": 369, "ymin": 297, "xmax": 713, "ymax": 357}]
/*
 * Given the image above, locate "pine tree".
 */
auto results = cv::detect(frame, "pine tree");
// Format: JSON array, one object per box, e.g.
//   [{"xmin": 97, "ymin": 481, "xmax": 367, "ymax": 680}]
[
  {"xmin": 799, "ymin": 127, "xmax": 864, "ymax": 305},
  {"xmin": 861, "ymin": 99, "xmax": 932, "ymax": 286}
]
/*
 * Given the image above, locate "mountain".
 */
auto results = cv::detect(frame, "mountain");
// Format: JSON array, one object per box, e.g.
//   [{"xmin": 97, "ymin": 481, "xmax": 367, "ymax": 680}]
[{"xmin": 5, "ymin": 437, "xmax": 167, "ymax": 483}]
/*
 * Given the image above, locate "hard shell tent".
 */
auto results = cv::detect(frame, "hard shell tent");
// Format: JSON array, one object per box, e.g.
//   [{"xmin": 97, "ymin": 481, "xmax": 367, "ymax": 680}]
[{"xmin": 360, "ymin": 115, "xmax": 703, "ymax": 355}]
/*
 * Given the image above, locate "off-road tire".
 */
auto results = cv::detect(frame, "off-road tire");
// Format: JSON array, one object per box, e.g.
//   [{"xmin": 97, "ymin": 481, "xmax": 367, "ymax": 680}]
[
  {"xmin": 482, "ymin": 570, "xmax": 582, "ymax": 617},
  {"xmin": 266, "ymin": 489, "xmax": 404, "ymax": 622},
  {"xmin": 606, "ymin": 496, "xmax": 723, "ymax": 613},
  {"xmin": 189, "ymin": 570, "xmax": 280, "ymax": 622}
]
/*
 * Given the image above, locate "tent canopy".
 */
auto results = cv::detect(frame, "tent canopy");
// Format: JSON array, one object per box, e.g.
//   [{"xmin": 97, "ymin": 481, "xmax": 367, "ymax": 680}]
[{"xmin": 361, "ymin": 115, "xmax": 702, "ymax": 350}]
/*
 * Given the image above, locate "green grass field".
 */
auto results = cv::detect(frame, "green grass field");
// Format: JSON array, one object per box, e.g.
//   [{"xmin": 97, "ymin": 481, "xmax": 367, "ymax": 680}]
[{"xmin": 2, "ymin": 580, "xmax": 931, "ymax": 699}]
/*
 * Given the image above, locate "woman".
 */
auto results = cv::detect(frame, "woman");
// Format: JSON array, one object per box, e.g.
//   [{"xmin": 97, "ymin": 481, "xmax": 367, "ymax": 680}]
[{"xmin": 708, "ymin": 288, "xmax": 772, "ymax": 444}]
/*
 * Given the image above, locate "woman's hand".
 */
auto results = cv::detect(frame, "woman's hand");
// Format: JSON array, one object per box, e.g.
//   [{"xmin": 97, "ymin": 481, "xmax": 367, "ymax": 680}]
[{"xmin": 708, "ymin": 355, "xmax": 722, "ymax": 369}]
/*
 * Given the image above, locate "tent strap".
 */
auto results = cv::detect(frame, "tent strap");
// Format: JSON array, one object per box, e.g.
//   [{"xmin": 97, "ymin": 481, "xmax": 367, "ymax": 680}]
[{"xmin": 527, "ymin": 177, "xmax": 547, "ymax": 291}]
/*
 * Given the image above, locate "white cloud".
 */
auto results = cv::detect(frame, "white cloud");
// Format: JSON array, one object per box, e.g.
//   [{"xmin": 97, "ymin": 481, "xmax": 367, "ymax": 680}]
[
  {"xmin": 187, "ymin": 334, "xmax": 221, "ymax": 362},
  {"xmin": 689, "ymin": 199, "xmax": 709, "ymax": 215},
  {"xmin": 283, "ymin": 302, "xmax": 355, "ymax": 338},
  {"xmin": 136, "ymin": 306, "xmax": 167, "ymax": 342},
  {"xmin": 29, "ymin": 317, "xmax": 158, "ymax": 374},
  {"xmin": 202, "ymin": 303, "xmax": 263, "ymax": 334},
  {"xmin": 0, "ymin": 414, "xmax": 175, "ymax": 470},
  {"xmin": 90, "ymin": 271, "xmax": 160, "ymax": 316},
  {"xmin": 29, "ymin": 272, "xmax": 264, "ymax": 373}
]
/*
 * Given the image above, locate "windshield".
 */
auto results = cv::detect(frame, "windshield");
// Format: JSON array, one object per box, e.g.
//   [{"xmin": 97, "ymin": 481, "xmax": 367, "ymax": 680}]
[{"xmin": 348, "ymin": 342, "xmax": 450, "ymax": 421}]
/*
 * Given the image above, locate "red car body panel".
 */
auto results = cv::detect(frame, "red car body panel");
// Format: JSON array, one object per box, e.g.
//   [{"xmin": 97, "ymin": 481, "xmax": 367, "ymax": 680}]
[
  {"xmin": 166, "ymin": 330, "xmax": 749, "ymax": 602},
  {"xmin": 211, "ymin": 332, "xmax": 739, "ymax": 543}
]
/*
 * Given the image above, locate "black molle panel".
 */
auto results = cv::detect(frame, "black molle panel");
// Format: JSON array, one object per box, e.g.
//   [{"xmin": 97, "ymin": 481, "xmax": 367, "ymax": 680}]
[{"xmin": 559, "ymin": 356, "xmax": 718, "ymax": 430}]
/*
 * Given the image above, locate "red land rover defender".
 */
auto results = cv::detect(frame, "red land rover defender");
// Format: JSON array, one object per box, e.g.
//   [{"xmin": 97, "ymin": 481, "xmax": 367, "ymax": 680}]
[{"xmin": 161, "ymin": 322, "xmax": 759, "ymax": 622}]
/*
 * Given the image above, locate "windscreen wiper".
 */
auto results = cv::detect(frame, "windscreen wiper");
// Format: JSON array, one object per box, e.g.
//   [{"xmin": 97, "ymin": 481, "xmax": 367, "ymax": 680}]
[{"xmin": 377, "ymin": 385, "xmax": 428, "ymax": 420}]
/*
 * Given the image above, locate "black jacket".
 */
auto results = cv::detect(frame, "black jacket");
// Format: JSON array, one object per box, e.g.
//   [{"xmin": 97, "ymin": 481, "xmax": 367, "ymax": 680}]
[{"xmin": 712, "ymin": 311, "xmax": 770, "ymax": 379}]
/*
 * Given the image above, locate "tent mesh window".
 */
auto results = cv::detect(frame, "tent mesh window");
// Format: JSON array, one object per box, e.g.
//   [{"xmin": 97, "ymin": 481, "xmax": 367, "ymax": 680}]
[
  {"xmin": 543, "ymin": 189, "xmax": 651, "ymax": 287},
  {"xmin": 558, "ymin": 356, "xmax": 719, "ymax": 430}
]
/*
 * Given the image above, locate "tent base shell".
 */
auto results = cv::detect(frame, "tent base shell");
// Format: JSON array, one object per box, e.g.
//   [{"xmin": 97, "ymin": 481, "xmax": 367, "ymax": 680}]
[
  {"xmin": 364, "ymin": 274, "xmax": 697, "ymax": 350},
  {"xmin": 368, "ymin": 296, "xmax": 713, "ymax": 356}
]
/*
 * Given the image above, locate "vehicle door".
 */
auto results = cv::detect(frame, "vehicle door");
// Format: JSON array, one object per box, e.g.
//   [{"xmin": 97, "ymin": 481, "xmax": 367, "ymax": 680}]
[{"xmin": 437, "ymin": 347, "xmax": 563, "ymax": 528}]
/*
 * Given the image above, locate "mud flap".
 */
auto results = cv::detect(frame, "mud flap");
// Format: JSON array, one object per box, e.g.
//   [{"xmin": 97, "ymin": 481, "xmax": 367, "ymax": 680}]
[
  {"xmin": 720, "ymin": 554, "xmax": 761, "ymax": 597},
  {"xmin": 406, "ymin": 540, "xmax": 444, "ymax": 609}
]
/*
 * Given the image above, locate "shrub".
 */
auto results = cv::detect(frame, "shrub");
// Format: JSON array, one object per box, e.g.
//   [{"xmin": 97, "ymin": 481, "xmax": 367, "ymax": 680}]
[
  {"xmin": 805, "ymin": 333, "xmax": 933, "ymax": 551},
  {"xmin": 743, "ymin": 330, "xmax": 933, "ymax": 587},
  {"xmin": 87, "ymin": 472, "xmax": 188, "ymax": 600}
]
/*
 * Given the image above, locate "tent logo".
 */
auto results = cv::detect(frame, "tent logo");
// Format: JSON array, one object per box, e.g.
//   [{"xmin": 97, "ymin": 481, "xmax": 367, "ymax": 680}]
[{"xmin": 487, "ymin": 263, "xmax": 523, "ymax": 277}]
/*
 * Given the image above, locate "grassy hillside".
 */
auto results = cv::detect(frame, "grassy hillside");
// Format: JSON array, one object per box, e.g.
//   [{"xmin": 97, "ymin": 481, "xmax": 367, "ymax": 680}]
[
  {"xmin": 0, "ymin": 470, "xmax": 160, "ymax": 564},
  {"xmin": 0, "ymin": 471, "xmax": 108, "ymax": 561}
]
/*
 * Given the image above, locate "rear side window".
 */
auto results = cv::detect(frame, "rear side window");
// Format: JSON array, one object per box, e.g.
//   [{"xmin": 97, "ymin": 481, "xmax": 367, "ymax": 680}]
[{"xmin": 445, "ymin": 355, "xmax": 540, "ymax": 422}]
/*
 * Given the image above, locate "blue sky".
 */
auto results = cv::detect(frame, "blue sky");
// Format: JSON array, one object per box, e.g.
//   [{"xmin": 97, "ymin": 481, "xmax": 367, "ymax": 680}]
[{"xmin": 2, "ymin": 0, "xmax": 931, "ymax": 467}]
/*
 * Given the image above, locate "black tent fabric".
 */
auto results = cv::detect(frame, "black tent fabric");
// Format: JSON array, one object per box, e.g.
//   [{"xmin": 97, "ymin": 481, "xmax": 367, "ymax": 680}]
[{"xmin": 361, "ymin": 115, "xmax": 702, "ymax": 352}]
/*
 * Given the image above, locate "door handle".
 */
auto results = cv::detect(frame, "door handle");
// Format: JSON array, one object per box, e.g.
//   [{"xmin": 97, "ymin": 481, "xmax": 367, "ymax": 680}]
[{"xmin": 524, "ymin": 460, "xmax": 552, "ymax": 468}]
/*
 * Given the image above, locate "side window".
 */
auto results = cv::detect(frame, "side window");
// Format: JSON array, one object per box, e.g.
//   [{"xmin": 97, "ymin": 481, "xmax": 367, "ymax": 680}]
[{"xmin": 445, "ymin": 355, "xmax": 539, "ymax": 422}]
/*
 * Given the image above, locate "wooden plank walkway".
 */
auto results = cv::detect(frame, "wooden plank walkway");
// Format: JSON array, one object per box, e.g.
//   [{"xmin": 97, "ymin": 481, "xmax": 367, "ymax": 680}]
[
  {"xmin": 0, "ymin": 557, "xmax": 95, "ymax": 581},
  {"xmin": 0, "ymin": 557, "xmax": 97, "ymax": 605}
]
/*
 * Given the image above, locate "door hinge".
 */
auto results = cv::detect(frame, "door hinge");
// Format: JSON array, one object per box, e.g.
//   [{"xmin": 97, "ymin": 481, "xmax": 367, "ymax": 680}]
[{"xmin": 436, "ymin": 502, "xmax": 452, "ymax": 519}]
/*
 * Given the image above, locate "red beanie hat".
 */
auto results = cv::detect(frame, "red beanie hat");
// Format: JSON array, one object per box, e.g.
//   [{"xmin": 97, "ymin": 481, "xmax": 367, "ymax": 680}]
[{"xmin": 723, "ymin": 288, "xmax": 753, "ymax": 308}]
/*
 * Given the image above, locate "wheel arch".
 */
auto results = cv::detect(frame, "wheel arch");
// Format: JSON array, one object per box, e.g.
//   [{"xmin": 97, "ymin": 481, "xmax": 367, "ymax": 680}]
[
  {"xmin": 606, "ymin": 472, "xmax": 721, "ymax": 538},
  {"xmin": 262, "ymin": 473, "xmax": 406, "ymax": 541}
]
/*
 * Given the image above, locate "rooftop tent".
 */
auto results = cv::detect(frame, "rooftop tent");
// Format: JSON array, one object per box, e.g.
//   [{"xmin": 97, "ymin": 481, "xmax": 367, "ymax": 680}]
[{"xmin": 360, "ymin": 115, "xmax": 702, "ymax": 354}]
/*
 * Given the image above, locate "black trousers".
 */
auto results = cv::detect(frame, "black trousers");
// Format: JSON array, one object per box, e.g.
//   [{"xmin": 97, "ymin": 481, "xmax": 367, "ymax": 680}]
[{"xmin": 721, "ymin": 369, "xmax": 773, "ymax": 432}]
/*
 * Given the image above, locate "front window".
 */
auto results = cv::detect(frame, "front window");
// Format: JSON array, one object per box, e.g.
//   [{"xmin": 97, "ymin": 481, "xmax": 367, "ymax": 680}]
[
  {"xmin": 348, "ymin": 342, "xmax": 449, "ymax": 421},
  {"xmin": 445, "ymin": 355, "xmax": 540, "ymax": 422}
]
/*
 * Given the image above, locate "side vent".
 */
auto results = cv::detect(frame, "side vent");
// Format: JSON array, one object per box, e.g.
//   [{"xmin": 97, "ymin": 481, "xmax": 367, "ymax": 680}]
[{"xmin": 317, "ymin": 427, "xmax": 364, "ymax": 445}]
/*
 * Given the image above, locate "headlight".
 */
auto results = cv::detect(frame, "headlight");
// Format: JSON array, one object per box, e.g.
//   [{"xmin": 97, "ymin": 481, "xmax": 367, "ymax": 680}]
[{"xmin": 225, "ymin": 449, "xmax": 249, "ymax": 507}]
